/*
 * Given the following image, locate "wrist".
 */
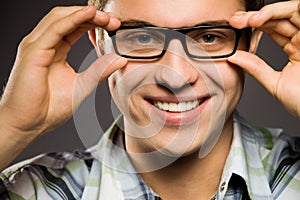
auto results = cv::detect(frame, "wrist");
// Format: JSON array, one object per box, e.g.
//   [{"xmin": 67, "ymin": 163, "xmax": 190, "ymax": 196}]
[
  {"xmin": 0, "ymin": 107, "xmax": 41, "ymax": 144},
  {"xmin": 0, "ymin": 101, "xmax": 46, "ymax": 134},
  {"xmin": 0, "ymin": 108, "xmax": 43, "ymax": 171}
]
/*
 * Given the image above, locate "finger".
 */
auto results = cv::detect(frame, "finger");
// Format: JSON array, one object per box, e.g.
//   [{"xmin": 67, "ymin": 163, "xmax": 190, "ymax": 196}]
[
  {"xmin": 73, "ymin": 54, "xmax": 127, "ymax": 108},
  {"xmin": 29, "ymin": 7, "xmax": 115, "ymax": 42},
  {"xmin": 273, "ymin": 34, "xmax": 291, "ymax": 49},
  {"xmin": 52, "ymin": 15, "xmax": 120, "ymax": 55},
  {"xmin": 56, "ymin": 14, "xmax": 121, "ymax": 57},
  {"xmin": 260, "ymin": 19, "xmax": 298, "ymax": 38},
  {"xmin": 35, "ymin": 22, "xmax": 97, "ymax": 64},
  {"xmin": 284, "ymin": 32, "xmax": 300, "ymax": 62},
  {"xmin": 258, "ymin": 20, "xmax": 293, "ymax": 47},
  {"xmin": 29, "ymin": 6, "xmax": 85, "ymax": 40},
  {"xmin": 230, "ymin": 1, "xmax": 300, "ymax": 29},
  {"xmin": 34, "ymin": 6, "xmax": 111, "ymax": 50},
  {"xmin": 263, "ymin": 31, "xmax": 290, "ymax": 48},
  {"xmin": 231, "ymin": 16, "xmax": 295, "ymax": 48},
  {"xmin": 248, "ymin": 1, "xmax": 300, "ymax": 28},
  {"xmin": 230, "ymin": 13, "xmax": 298, "ymax": 48},
  {"xmin": 227, "ymin": 50, "xmax": 280, "ymax": 97},
  {"xmin": 62, "ymin": 22, "xmax": 98, "ymax": 46},
  {"xmin": 103, "ymin": 12, "xmax": 121, "ymax": 31},
  {"xmin": 229, "ymin": 11, "xmax": 257, "ymax": 29}
]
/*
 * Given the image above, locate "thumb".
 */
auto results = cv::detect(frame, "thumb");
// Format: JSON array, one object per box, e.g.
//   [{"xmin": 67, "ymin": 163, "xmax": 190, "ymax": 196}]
[
  {"xmin": 227, "ymin": 50, "xmax": 280, "ymax": 97},
  {"xmin": 73, "ymin": 53, "xmax": 127, "ymax": 109}
]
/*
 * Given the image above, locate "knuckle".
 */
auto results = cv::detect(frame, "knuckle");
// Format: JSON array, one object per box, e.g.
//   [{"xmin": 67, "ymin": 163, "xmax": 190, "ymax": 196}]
[
  {"xmin": 48, "ymin": 6, "xmax": 73, "ymax": 18},
  {"xmin": 283, "ymin": 42, "xmax": 294, "ymax": 55},
  {"xmin": 19, "ymin": 35, "xmax": 33, "ymax": 49},
  {"xmin": 49, "ymin": 6, "xmax": 83, "ymax": 17},
  {"xmin": 260, "ymin": 4, "xmax": 270, "ymax": 11},
  {"xmin": 50, "ymin": 6, "xmax": 64, "ymax": 14}
]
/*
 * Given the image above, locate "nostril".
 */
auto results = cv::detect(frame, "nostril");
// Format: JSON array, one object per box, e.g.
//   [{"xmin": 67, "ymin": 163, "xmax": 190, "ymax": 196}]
[
  {"xmin": 155, "ymin": 65, "xmax": 197, "ymax": 90},
  {"xmin": 157, "ymin": 82, "xmax": 193, "ymax": 94}
]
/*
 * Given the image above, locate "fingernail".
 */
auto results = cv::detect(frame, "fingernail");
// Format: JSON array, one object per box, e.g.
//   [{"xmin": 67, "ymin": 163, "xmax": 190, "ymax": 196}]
[
  {"xmin": 109, "ymin": 16, "xmax": 120, "ymax": 23},
  {"xmin": 108, "ymin": 17, "xmax": 121, "ymax": 28},
  {"xmin": 96, "ymin": 10, "xmax": 107, "ymax": 17}
]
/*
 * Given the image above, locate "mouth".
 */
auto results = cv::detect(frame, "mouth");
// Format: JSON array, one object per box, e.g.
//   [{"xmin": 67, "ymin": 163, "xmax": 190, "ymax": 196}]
[
  {"xmin": 153, "ymin": 99, "xmax": 204, "ymax": 113},
  {"xmin": 147, "ymin": 97, "xmax": 208, "ymax": 126},
  {"xmin": 144, "ymin": 96, "xmax": 210, "ymax": 126}
]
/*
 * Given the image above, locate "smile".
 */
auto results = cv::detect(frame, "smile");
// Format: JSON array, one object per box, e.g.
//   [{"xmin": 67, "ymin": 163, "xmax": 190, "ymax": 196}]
[
  {"xmin": 153, "ymin": 99, "xmax": 203, "ymax": 112},
  {"xmin": 147, "ymin": 97, "xmax": 210, "ymax": 126}
]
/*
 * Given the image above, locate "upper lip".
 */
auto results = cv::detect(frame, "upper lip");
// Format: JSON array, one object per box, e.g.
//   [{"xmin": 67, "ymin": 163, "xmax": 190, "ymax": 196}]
[{"xmin": 145, "ymin": 95, "xmax": 210, "ymax": 103}]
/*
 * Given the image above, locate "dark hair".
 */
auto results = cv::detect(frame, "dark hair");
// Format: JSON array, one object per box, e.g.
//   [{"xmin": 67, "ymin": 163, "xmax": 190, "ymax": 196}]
[{"xmin": 88, "ymin": 0, "xmax": 265, "ymax": 11}]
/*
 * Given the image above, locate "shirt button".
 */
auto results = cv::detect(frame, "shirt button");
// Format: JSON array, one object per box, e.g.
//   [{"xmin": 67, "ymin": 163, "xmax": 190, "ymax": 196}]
[{"xmin": 220, "ymin": 181, "xmax": 226, "ymax": 192}]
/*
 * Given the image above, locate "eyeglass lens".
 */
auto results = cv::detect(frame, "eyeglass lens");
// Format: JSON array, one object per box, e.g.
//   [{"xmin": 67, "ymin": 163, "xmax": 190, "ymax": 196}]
[{"xmin": 113, "ymin": 27, "xmax": 237, "ymax": 59}]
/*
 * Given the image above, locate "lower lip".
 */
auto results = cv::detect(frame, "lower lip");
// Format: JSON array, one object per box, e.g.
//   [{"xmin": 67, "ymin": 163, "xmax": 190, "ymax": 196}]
[{"xmin": 149, "ymin": 98, "xmax": 210, "ymax": 126}]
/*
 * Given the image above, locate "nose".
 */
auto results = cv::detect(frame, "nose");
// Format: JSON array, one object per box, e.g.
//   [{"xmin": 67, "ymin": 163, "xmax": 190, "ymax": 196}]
[{"xmin": 155, "ymin": 39, "xmax": 199, "ymax": 90}]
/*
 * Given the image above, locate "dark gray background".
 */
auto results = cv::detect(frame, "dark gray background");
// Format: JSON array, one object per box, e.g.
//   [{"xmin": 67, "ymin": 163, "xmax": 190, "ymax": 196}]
[{"xmin": 0, "ymin": 0, "xmax": 298, "ymax": 163}]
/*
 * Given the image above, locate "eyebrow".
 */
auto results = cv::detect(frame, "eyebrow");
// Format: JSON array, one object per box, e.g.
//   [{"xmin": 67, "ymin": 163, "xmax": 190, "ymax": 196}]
[
  {"xmin": 120, "ymin": 20, "xmax": 230, "ymax": 28},
  {"xmin": 121, "ymin": 20, "xmax": 155, "ymax": 27}
]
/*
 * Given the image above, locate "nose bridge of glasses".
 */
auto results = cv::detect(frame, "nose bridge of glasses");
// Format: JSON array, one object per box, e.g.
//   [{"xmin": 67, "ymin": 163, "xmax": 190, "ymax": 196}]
[{"xmin": 164, "ymin": 30, "xmax": 189, "ymax": 56}]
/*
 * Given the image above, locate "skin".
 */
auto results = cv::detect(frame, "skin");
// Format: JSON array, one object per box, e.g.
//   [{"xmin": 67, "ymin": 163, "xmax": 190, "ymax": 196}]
[
  {"xmin": 0, "ymin": 0, "xmax": 299, "ymax": 199},
  {"xmin": 0, "ymin": 6, "xmax": 128, "ymax": 171},
  {"xmin": 98, "ymin": 0, "xmax": 248, "ymax": 198},
  {"xmin": 229, "ymin": 1, "xmax": 300, "ymax": 118}
]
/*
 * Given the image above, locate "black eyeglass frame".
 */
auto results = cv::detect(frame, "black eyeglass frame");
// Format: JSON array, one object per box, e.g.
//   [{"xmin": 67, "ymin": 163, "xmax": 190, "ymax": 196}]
[{"xmin": 107, "ymin": 25, "xmax": 243, "ymax": 60}]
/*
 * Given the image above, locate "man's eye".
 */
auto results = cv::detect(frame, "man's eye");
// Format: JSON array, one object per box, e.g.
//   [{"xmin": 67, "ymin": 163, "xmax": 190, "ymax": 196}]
[
  {"xmin": 137, "ymin": 35, "xmax": 152, "ymax": 43},
  {"xmin": 202, "ymin": 34, "xmax": 217, "ymax": 43},
  {"xmin": 124, "ymin": 31, "xmax": 164, "ymax": 45},
  {"xmin": 189, "ymin": 30, "xmax": 227, "ymax": 45}
]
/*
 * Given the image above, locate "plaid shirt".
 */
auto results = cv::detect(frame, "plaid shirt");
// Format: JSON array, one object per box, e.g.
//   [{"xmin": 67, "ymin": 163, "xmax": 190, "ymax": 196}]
[{"xmin": 1, "ymin": 112, "xmax": 300, "ymax": 199}]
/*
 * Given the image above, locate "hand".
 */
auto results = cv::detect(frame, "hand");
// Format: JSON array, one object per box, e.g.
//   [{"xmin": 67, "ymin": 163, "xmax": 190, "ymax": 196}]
[
  {"xmin": 228, "ymin": 0, "xmax": 300, "ymax": 118},
  {"xmin": 0, "ymin": 6, "xmax": 127, "ymax": 170},
  {"xmin": 0, "ymin": 6, "xmax": 127, "ymax": 138}
]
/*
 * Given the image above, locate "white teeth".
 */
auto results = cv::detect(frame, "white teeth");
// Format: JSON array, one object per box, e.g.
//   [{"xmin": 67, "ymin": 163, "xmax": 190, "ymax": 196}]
[{"xmin": 154, "ymin": 99, "xmax": 201, "ymax": 112}]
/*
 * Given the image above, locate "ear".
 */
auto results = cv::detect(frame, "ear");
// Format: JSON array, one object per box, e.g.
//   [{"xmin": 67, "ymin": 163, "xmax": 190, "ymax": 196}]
[
  {"xmin": 88, "ymin": 29, "xmax": 104, "ymax": 56},
  {"xmin": 88, "ymin": 29, "xmax": 97, "ymax": 47},
  {"xmin": 249, "ymin": 29, "xmax": 263, "ymax": 53}
]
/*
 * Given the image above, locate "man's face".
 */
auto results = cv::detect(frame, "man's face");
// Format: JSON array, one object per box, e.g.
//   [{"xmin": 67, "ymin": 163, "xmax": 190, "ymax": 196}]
[{"xmin": 106, "ymin": 0, "xmax": 246, "ymax": 157}]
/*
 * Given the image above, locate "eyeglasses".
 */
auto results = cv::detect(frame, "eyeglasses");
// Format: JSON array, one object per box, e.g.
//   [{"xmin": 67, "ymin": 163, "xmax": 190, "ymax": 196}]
[{"xmin": 107, "ymin": 25, "xmax": 242, "ymax": 60}]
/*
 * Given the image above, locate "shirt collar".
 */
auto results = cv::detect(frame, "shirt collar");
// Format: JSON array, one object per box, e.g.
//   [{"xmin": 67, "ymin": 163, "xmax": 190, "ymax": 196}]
[
  {"xmin": 218, "ymin": 111, "xmax": 272, "ymax": 199},
  {"xmin": 89, "ymin": 116, "xmax": 160, "ymax": 199},
  {"xmin": 89, "ymin": 112, "xmax": 272, "ymax": 199}
]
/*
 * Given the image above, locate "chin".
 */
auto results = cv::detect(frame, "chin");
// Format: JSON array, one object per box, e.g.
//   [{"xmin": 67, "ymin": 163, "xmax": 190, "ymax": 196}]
[{"xmin": 143, "ymin": 124, "xmax": 207, "ymax": 156}]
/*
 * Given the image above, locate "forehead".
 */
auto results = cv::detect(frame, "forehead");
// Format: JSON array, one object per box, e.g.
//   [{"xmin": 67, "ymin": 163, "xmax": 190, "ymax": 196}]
[{"xmin": 112, "ymin": 0, "xmax": 245, "ymax": 28}]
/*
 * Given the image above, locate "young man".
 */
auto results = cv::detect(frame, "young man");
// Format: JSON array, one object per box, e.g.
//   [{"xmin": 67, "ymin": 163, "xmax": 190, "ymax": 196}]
[{"xmin": 0, "ymin": 0, "xmax": 300, "ymax": 199}]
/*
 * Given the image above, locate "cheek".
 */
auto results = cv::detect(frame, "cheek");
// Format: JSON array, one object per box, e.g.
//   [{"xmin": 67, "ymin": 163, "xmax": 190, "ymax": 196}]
[
  {"xmin": 108, "ymin": 70, "xmax": 120, "ymax": 95},
  {"xmin": 228, "ymin": 65, "xmax": 244, "ymax": 83},
  {"xmin": 108, "ymin": 62, "xmax": 154, "ymax": 118},
  {"xmin": 108, "ymin": 69, "xmax": 129, "ymax": 114},
  {"xmin": 108, "ymin": 62, "xmax": 140, "ymax": 94},
  {"xmin": 222, "ymin": 64, "xmax": 245, "ymax": 107}
]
